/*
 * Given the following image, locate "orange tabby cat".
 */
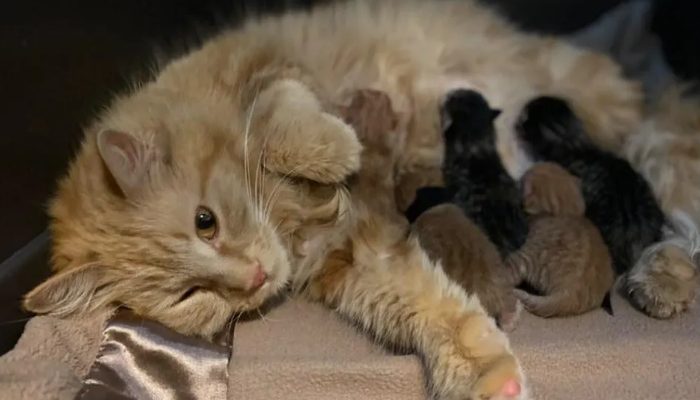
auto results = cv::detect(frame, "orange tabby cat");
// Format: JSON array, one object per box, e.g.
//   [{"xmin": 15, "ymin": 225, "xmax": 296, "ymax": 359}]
[
  {"xmin": 508, "ymin": 163, "xmax": 615, "ymax": 317},
  {"xmin": 22, "ymin": 1, "xmax": 657, "ymax": 398}
]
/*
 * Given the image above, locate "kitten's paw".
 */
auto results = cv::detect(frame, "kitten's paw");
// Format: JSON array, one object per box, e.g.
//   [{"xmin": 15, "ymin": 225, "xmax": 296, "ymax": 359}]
[
  {"xmin": 434, "ymin": 315, "xmax": 528, "ymax": 400},
  {"xmin": 626, "ymin": 245, "xmax": 699, "ymax": 319},
  {"xmin": 497, "ymin": 299, "xmax": 523, "ymax": 333}
]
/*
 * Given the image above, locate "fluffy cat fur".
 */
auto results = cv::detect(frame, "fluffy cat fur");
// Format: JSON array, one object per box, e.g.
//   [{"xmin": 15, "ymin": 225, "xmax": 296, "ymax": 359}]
[
  {"xmin": 22, "ymin": 0, "xmax": 651, "ymax": 398},
  {"xmin": 508, "ymin": 163, "xmax": 615, "ymax": 318},
  {"xmin": 516, "ymin": 96, "xmax": 698, "ymax": 318},
  {"xmin": 624, "ymin": 85, "xmax": 700, "ymax": 223},
  {"xmin": 413, "ymin": 204, "xmax": 522, "ymax": 331},
  {"xmin": 627, "ymin": 211, "xmax": 700, "ymax": 318},
  {"xmin": 441, "ymin": 89, "xmax": 529, "ymax": 257}
]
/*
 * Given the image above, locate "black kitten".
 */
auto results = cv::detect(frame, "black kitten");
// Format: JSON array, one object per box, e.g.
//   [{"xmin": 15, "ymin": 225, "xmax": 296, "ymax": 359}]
[
  {"xmin": 516, "ymin": 96, "xmax": 666, "ymax": 275},
  {"xmin": 436, "ymin": 89, "xmax": 529, "ymax": 257}
]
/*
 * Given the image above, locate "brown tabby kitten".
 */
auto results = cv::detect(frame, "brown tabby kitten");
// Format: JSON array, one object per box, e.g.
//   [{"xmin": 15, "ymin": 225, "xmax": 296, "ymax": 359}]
[
  {"xmin": 507, "ymin": 163, "xmax": 615, "ymax": 317},
  {"xmin": 413, "ymin": 204, "xmax": 522, "ymax": 331}
]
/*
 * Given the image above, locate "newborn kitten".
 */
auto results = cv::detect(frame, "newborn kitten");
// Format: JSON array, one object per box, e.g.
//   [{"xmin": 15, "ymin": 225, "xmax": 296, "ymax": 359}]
[
  {"xmin": 441, "ymin": 89, "xmax": 529, "ymax": 257},
  {"xmin": 413, "ymin": 204, "xmax": 521, "ymax": 331},
  {"xmin": 508, "ymin": 162, "xmax": 615, "ymax": 317},
  {"xmin": 337, "ymin": 88, "xmax": 402, "ymax": 217},
  {"xmin": 516, "ymin": 96, "xmax": 666, "ymax": 275}
]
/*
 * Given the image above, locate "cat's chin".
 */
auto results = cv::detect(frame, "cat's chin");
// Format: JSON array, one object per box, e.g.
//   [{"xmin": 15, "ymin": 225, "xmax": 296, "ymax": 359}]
[{"xmin": 238, "ymin": 274, "xmax": 289, "ymax": 313}]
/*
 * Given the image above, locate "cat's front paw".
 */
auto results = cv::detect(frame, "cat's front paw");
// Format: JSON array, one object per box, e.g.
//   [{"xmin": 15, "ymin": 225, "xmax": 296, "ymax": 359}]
[
  {"xmin": 626, "ymin": 245, "xmax": 698, "ymax": 319},
  {"xmin": 256, "ymin": 79, "xmax": 362, "ymax": 184},
  {"xmin": 433, "ymin": 314, "xmax": 528, "ymax": 400},
  {"xmin": 289, "ymin": 111, "xmax": 362, "ymax": 184}
]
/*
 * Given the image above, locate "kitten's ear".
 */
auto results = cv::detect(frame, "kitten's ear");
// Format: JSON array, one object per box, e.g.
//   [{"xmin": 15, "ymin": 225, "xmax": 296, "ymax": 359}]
[
  {"xmin": 23, "ymin": 264, "xmax": 117, "ymax": 317},
  {"xmin": 97, "ymin": 129, "xmax": 161, "ymax": 198},
  {"xmin": 490, "ymin": 109, "xmax": 502, "ymax": 121}
]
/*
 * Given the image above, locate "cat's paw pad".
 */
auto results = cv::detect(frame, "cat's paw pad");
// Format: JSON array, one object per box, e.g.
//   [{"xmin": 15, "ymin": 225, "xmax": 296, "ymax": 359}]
[
  {"xmin": 453, "ymin": 316, "xmax": 528, "ymax": 400},
  {"xmin": 626, "ymin": 246, "xmax": 698, "ymax": 319},
  {"xmin": 472, "ymin": 356, "xmax": 525, "ymax": 400}
]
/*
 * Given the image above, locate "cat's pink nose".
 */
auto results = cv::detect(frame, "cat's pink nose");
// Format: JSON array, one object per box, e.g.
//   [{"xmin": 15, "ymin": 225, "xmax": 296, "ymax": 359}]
[{"xmin": 249, "ymin": 263, "xmax": 268, "ymax": 290}]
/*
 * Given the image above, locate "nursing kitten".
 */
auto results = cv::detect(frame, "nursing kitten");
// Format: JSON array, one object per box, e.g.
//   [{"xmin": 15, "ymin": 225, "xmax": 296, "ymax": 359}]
[
  {"xmin": 413, "ymin": 204, "xmax": 522, "ymax": 331},
  {"xmin": 342, "ymin": 89, "xmax": 523, "ymax": 328},
  {"xmin": 21, "ymin": 0, "xmax": 654, "ymax": 397},
  {"xmin": 516, "ymin": 96, "xmax": 697, "ymax": 318},
  {"xmin": 441, "ymin": 89, "xmax": 529, "ymax": 257},
  {"xmin": 337, "ymin": 88, "xmax": 403, "ymax": 218},
  {"xmin": 516, "ymin": 96, "xmax": 665, "ymax": 275},
  {"xmin": 508, "ymin": 162, "xmax": 615, "ymax": 317}
]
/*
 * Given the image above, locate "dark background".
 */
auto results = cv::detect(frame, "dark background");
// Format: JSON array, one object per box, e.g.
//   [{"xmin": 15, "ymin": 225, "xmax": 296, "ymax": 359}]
[{"xmin": 0, "ymin": 0, "xmax": 696, "ymax": 353}]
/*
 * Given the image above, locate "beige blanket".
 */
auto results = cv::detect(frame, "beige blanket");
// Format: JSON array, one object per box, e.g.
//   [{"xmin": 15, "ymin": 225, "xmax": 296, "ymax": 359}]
[{"xmin": 1, "ymin": 292, "xmax": 698, "ymax": 400}]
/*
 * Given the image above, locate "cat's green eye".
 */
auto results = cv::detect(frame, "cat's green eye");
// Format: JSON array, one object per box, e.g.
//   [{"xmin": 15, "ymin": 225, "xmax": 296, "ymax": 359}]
[{"xmin": 195, "ymin": 206, "xmax": 218, "ymax": 241}]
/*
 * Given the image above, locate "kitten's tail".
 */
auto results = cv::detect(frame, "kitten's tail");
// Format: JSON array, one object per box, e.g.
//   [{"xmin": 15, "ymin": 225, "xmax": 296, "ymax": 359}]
[
  {"xmin": 514, "ymin": 289, "xmax": 568, "ymax": 318},
  {"xmin": 514, "ymin": 289, "xmax": 599, "ymax": 318}
]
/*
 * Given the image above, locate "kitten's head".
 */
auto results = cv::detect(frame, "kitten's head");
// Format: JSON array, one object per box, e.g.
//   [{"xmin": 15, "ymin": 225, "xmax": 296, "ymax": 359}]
[
  {"xmin": 440, "ymin": 89, "xmax": 501, "ymax": 158},
  {"xmin": 516, "ymin": 96, "xmax": 592, "ymax": 160},
  {"xmin": 24, "ymin": 86, "xmax": 355, "ymax": 339},
  {"xmin": 521, "ymin": 162, "xmax": 585, "ymax": 217}
]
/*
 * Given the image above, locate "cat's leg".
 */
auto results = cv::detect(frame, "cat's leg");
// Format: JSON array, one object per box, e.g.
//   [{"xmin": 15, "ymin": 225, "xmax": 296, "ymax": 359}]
[
  {"xmin": 308, "ymin": 213, "xmax": 527, "ymax": 400},
  {"xmin": 251, "ymin": 78, "xmax": 362, "ymax": 184},
  {"xmin": 626, "ymin": 244, "xmax": 699, "ymax": 319}
]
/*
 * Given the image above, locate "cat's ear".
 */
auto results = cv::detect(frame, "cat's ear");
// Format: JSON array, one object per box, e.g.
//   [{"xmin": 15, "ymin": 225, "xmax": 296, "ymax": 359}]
[
  {"xmin": 23, "ymin": 263, "xmax": 117, "ymax": 316},
  {"xmin": 490, "ymin": 109, "xmax": 502, "ymax": 121},
  {"xmin": 97, "ymin": 129, "xmax": 161, "ymax": 198}
]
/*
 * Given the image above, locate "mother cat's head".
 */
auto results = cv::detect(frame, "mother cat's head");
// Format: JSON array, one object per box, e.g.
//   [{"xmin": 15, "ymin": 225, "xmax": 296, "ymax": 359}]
[{"xmin": 23, "ymin": 83, "xmax": 358, "ymax": 339}]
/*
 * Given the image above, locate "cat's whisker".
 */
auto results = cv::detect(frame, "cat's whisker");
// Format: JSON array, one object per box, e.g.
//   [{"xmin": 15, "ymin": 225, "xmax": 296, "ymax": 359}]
[
  {"xmin": 255, "ymin": 308, "xmax": 270, "ymax": 324},
  {"xmin": 263, "ymin": 164, "xmax": 306, "ymax": 225},
  {"xmin": 254, "ymin": 132, "xmax": 272, "ymax": 225},
  {"xmin": 243, "ymin": 92, "xmax": 259, "ymax": 205}
]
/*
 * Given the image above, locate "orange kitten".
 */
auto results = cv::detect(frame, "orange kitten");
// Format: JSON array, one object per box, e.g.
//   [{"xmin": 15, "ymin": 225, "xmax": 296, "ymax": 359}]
[{"xmin": 508, "ymin": 163, "xmax": 615, "ymax": 317}]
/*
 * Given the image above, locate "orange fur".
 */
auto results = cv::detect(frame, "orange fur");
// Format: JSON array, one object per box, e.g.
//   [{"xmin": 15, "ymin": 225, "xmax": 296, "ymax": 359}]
[
  {"xmin": 509, "ymin": 163, "xmax": 615, "ymax": 317},
  {"xmin": 23, "ymin": 1, "xmax": 647, "ymax": 398}
]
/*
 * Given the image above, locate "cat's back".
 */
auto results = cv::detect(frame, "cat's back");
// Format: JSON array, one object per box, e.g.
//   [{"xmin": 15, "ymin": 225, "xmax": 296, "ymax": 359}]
[{"xmin": 232, "ymin": 0, "xmax": 518, "ymax": 99}]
